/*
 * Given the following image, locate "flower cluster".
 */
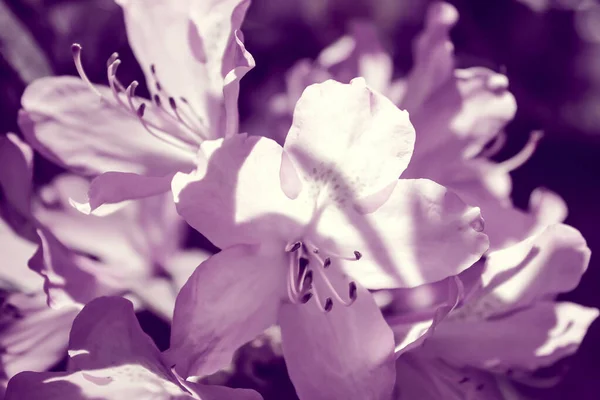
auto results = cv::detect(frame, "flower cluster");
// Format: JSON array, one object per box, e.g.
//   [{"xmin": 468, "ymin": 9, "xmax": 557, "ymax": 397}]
[{"xmin": 0, "ymin": 1, "xmax": 596, "ymax": 399}]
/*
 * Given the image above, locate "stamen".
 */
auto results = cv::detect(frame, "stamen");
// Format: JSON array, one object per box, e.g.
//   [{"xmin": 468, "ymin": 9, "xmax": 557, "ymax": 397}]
[
  {"xmin": 498, "ymin": 130, "xmax": 543, "ymax": 172},
  {"xmin": 348, "ymin": 282, "xmax": 357, "ymax": 300},
  {"xmin": 304, "ymin": 240, "xmax": 362, "ymax": 262},
  {"xmin": 71, "ymin": 43, "xmax": 102, "ymax": 97},
  {"xmin": 300, "ymin": 293, "xmax": 313, "ymax": 304},
  {"xmin": 324, "ymin": 298, "xmax": 333, "ymax": 312},
  {"xmin": 309, "ymin": 281, "xmax": 333, "ymax": 313},
  {"xmin": 137, "ymin": 103, "xmax": 146, "ymax": 118},
  {"xmin": 285, "ymin": 241, "xmax": 302, "ymax": 252},
  {"xmin": 167, "ymin": 96, "xmax": 208, "ymax": 141},
  {"xmin": 153, "ymin": 94, "xmax": 162, "ymax": 107},
  {"xmin": 323, "ymin": 257, "xmax": 331, "ymax": 268},
  {"xmin": 133, "ymin": 103, "xmax": 193, "ymax": 152},
  {"xmin": 311, "ymin": 250, "xmax": 357, "ymax": 307}
]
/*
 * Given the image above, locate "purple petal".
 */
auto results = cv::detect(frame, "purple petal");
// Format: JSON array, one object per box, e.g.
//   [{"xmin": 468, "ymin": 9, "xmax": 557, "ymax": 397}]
[
  {"xmin": 1, "ymin": 292, "xmax": 76, "ymax": 379},
  {"xmin": 395, "ymin": 352, "xmax": 505, "ymax": 400},
  {"xmin": 67, "ymin": 297, "xmax": 168, "ymax": 375},
  {"xmin": 19, "ymin": 76, "xmax": 195, "ymax": 176},
  {"xmin": 0, "ymin": 133, "xmax": 33, "ymax": 218},
  {"xmin": 279, "ymin": 275, "xmax": 395, "ymax": 400},
  {"xmin": 479, "ymin": 224, "xmax": 590, "ymax": 310},
  {"xmin": 117, "ymin": 0, "xmax": 253, "ymax": 138},
  {"xmin": 165, "ymin": 244, "xmax": 285, "ymax": 378},
  {"xmin": 28, "ymin": 227, "xmax": 113, "ymax": 308},
  {"xmin": 284, "ymin": 79, "xmax": 415, "ymax": 209},
  {"xmin": 172, "ymin": 134, "xmax": 306, "ymax": 250},
  {"xmin": 316, "ymin": 179, "xmax": 488, "ymax": 289},
  {"xmin": 423, "ymin": 301, "xmax": 599, "ymax": 371}
]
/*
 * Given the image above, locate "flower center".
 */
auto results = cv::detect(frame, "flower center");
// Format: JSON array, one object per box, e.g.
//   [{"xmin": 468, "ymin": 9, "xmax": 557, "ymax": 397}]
[
  {"xmin": 284, "ymin": 240, "xmax": 360, "ymax": 312},
  {"xmin": 70, "ymin": 44, "xmax": 207, "ymax": 151}
]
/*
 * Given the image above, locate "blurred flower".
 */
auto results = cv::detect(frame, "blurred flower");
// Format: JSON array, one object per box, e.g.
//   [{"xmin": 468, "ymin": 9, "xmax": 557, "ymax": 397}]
[
  {"xmin": 165, "ymin": 78, "xmax": 488, "ymax": 399},
  {"xmin": 390, "ymin": 224, "xmax": 598, "ymax": 398},
  {"xmin": 17, "ymin": 0, "xmax": 254, "ymax": 214},
  {"xmin": 4, "ymin": 296, "xmax": 263, "ymax": 400},
  {"xmin": 0, "ymin": 132, "xmax": 208, "ymax": 387}
]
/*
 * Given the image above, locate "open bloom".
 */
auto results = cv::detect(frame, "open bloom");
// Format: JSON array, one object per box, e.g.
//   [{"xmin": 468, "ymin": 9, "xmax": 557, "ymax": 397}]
[
  {"xmin": 4, "ymin": 296, "xmax": 263, "ymax": 400},
  {"xmin": 249, "ymin": 1, "xmax": 560, "ymax": 253},
  {"xmin": 166, "ymin": 78, "xmax": 488, "ymax": 399},
  {"xmin": 389, "ymin": 223, "xmax": 598, "ymax": 399},
  {"xmin": 18, "ymin": 0, "xmax": 254, "ymax": 213}
]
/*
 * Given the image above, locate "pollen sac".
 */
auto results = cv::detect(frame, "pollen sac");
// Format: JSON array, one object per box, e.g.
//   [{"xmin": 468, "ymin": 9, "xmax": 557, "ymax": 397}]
[
  {"xmin": 300, "ymin": 293, "xmax": 313, "ymax": 304},
  {"xmin": 348, "ymin": 282, "xmax": 357, "ymax": 300},
  {"xmin": 137, "ymin": 103, "xmax": 146, "ymax": 117},
  {"xmin": 323, "ymin": 257, "xmax": 331, "ymax": 268},
  {"xmin": 303, "ymin": 270, "xmax": 313, "ymax": 288},
  {"xmin": 353, "ymin": 251, "xmax": 362, "ymax": 260},
  {"xmin": 324, "ymin": 298, "xmax": 333, "ymax": 312},
  {"xmin": 286, "ymin": 241, "xmax": 302, "ymax": 252}
]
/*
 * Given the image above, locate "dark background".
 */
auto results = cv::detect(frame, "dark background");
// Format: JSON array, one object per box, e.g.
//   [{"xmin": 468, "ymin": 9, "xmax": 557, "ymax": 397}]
[{"xmin": 1, "ymin": 0, "xmax": 598, "ymax": 398}]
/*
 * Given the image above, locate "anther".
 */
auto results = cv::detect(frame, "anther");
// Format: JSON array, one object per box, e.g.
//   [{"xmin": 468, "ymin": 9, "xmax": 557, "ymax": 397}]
[
  {"xmin": 302, "ymin": 270, "xmax": 313, "ymax": 289},
  {"xmin": 137, "ymin": 103, "xmax": 146, "ymax": 118},
  {"xmin": 348, "ymin": 282, "xmax": 357, "ymax": 300},
  {"xmin": 298, "ymin": 257, "xmax": 310, "ymax": 275},
  {"xmin": 150, "ymin": 64, "xmax": 156, "ymax": 74},
  {"xmin": 169, "ymin": 96, "xmax": 177, "ymax": 110},
  {"xmin": 476, "ymin": 384, "xmax": 484, "ymax": 391},
  {"xmin": 106, "ymin": 52, "xmax": 119, "ymax": 68},
  {"xmin": 300, "ymin": 293, "xmax": 313, "ymax": 304},
  {"xmin": 354, "ymin": 251, "xmax": 362, "ymax": 260},
  {"xmin": 323, "ymin": 258, "xmax": 331, "ymax": 268},
  {"xmin": 458, "ymin": 377, "xmax": 469, "ymax": 384},
  {"xmin": 154, "ymin": 94, "xmax": 162, "ymax": 107},
  {"xmin": 324, "ymin": 298, "xmax": 333, "ymax": 312},
  {"xmin": 286, "ymin": 241, "xmax": 302, "ymax": 252}
]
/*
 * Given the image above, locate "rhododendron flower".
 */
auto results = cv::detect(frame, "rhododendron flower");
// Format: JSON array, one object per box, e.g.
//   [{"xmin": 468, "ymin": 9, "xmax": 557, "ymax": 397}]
[
  {"xmin": 166, "ymin": 78, "xmax": 488, "ymax": 399},
  {"xmin": 390, "ymin": 223, "xmax": 598, "ymax": 398},
  {"xmin": 18, "ymin": 0, "xmax": 254, "ymax": 213},
  {"xmin": 250, "ymin": 1, "xmax": 559, "ymax": 253},
  {"xmin": 4, "ymin": 297, "xmax": 263, "ymax": 400}
]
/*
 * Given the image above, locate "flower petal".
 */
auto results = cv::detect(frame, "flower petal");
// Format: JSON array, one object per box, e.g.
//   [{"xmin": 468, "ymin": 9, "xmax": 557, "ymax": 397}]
[
  {"xmin": 5, "ymin": 370, "xmax": 263, "ymax": 400},
  {"xmin": 0, "ymin": 217, "xmax": 40, "ymax": 293},
  {"xmin": 399, "ymin": 1, "xmax": 458, "ymax": 112},
  {"xmin": 284, "ymin": 78, "xmax": 415, "ymax": 209},
  {"xmin": 316, "ymin": 178, "xmax": 488, "ymax": 289},
  {"xmin": 186, "ymin": 382, "xmax": 263, "ymax": 400},
  {"xmin": 165, "ymin": 244, "xmax": 286, "ymax": 379},
  {"xmin": 67, "ymin": 297, "xmax": 169, "ymax": 375},
  {"xmin": 480, "ymin": 224, "xmax": 590, "ymax": 310},
  {"xmin": 424, "ymin": 301, "xmax": 599, "ymax": 371},
  {"xmin": 395, "ymin": 352, "xmax": 505, "ymax": 400},
  {"xmin": 117, "ymin": 0, "xmax": 253, "ymax": 138},
  {"xmin": 72, "ymin": 172, "xmax": 173, "ymax": 215},
  {"xmin": 4, "ymin": 370, "xmax": 169, "ymax": 400},
  {"xmin": 19, "ymin": 76, "xmax": 195, "ymax": 176},
  {"xmin": 28, "ymin": 227, "xmax": 113, "ymax": 309},
  {"xmin": 172, "ymin": 134, "xmax": 307, "ymax": 249},
  {"xmin": 1, "ymin": 292, "xmax": 76, "ymax": 379},
  {"xmin": 0, "ymin": 133, "xmax": 33, "ymax": 218},
  {"xmin": 386, "ymin": 275, "xmax": 465, "ymax": 356},
  {"xmin": 317, "ymin": 21, "xmax": 393, "ymax": 94},
  {"xmin": 279, "ymin": 279, "xmax": 396, "ymax": 400}
]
